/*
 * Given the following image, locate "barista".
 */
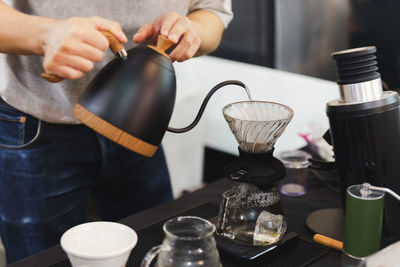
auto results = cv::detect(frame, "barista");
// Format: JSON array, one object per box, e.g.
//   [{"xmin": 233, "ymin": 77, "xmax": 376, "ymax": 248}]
[{"xmin": 0, "ymin": 0, "xmax": 232, "ymax": 263}]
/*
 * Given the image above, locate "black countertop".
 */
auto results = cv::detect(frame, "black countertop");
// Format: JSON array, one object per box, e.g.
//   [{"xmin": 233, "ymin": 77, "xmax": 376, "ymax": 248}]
[{"xmin": 8, "ymin": 169, "xmax": 343, "ymax": 267}]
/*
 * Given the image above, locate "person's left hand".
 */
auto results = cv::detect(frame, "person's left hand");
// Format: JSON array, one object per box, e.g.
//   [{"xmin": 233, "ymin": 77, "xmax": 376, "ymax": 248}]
[{"xmin": 133, "ymin": 12, "xmax": 201, "ymax": 62}]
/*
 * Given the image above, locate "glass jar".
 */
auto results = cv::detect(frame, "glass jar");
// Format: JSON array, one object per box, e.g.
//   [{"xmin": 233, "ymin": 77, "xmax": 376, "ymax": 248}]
[{"xmin": 141, "ymin": 216, "xmax": 221, "ymax": 267}]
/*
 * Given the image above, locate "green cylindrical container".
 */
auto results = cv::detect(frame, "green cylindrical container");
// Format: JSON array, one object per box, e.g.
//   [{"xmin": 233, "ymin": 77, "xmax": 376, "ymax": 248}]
[{"xmin": 343, "ymin": 184, "xmax": 384, "ymax": 258}]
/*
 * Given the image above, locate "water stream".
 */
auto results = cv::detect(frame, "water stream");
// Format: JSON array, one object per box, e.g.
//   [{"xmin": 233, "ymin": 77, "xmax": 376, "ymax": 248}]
[{"xmin": 244, "ymin": 85, "xmax": 253, "ymax": 101}]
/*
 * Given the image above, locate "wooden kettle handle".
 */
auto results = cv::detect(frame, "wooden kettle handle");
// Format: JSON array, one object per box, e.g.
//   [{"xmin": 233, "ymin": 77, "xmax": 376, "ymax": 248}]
[{"xmin": 41, "ymin": 30, "xmax": 125, "ymax": 83}]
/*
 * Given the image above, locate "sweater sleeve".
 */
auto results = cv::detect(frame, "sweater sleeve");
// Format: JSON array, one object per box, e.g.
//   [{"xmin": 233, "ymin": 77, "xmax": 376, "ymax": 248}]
[{"xmin": 188, "ymin": 0, "xmax": 233, "ymax": 28}]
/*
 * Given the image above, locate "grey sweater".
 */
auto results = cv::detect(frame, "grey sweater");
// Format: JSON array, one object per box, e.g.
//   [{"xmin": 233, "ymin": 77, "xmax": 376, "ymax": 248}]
[{"xmin": 0, "ymin": 0, "xmax": 232, "ymax": 123}]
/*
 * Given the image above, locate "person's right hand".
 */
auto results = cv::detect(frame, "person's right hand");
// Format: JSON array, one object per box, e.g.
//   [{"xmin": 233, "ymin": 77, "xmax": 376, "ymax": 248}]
[{"xmin": 42, "ymin": 16, "xmax": 127, "ymax": 80}]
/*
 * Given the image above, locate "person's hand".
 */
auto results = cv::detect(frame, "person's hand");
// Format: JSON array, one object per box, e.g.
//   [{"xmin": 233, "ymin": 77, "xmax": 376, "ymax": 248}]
[
  {"xmin": 42, "ymin": 16, "xmax": 128, "ymax": 80},
  {"xmin": 133, "ymin": 12, "xmax": 201, "ymax": 62}
]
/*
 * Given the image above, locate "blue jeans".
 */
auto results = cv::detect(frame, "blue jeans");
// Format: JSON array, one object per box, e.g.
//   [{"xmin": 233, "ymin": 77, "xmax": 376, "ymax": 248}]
[{"xmin": 0, "ymin": 100, "xmax": 173, "ymax": 263}]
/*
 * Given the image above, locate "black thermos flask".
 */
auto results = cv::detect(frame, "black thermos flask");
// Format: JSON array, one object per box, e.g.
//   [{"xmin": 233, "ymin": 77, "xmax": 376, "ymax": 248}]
[{"xmin": 328, "ymin": 46, "xmax": 400, "ymax": 243}]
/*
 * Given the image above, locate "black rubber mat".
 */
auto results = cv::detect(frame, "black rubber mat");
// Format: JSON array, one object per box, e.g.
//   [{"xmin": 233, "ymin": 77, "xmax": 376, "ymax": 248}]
[
  {"xmin": 50, "ymin": 202, "xmax": 329, "ymax": 267},
  {"xmin": 219, "ymin": 238, "xmax": 329, "ymax": 267}
]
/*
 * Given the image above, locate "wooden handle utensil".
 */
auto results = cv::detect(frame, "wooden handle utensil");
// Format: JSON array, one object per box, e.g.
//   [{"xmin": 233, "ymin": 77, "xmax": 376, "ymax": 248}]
[{"xmin": 313, "ymin": 234, "xmax": 343, "ymax": 251}]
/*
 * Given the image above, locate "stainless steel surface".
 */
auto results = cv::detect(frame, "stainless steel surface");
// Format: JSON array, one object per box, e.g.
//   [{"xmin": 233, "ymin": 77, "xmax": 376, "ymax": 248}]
[
  {"xmin": 275, "ymin": 0, "xmax": 350, "ymax": 80},
  {"xmin": 117, "ymin": 49, "xmax": 128, "ymax": 58},
  {"xmin": 339, "ymin": 78, "xmax": 383, "ymax": 103}
]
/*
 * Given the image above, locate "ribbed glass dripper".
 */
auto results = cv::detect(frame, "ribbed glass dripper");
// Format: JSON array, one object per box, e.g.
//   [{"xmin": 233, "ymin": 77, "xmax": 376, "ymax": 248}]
[{"xmin": 223, "ymin": 101, "xmax": 294, "ymax": 153}]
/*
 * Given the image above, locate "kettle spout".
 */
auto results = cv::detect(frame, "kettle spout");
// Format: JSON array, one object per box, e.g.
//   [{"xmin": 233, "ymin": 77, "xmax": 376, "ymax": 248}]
[{"xmin": 167, "ymin": 80, "xmax": 250, "ymax": 133}]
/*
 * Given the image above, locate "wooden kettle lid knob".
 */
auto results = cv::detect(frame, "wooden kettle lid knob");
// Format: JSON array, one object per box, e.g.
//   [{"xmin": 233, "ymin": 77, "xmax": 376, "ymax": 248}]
[{"xmin": 147, "ymin": 35, "xmax": 174, "ymax": 58}]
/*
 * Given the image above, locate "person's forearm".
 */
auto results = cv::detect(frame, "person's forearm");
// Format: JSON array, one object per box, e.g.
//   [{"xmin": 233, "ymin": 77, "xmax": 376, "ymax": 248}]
[
  {"xmin": 0, "ymin": 1, "xmax": 56, "ymax": 55},
  {"xmin": 187, "ymin": 10, "xmax": 224, "ymax": 56}
]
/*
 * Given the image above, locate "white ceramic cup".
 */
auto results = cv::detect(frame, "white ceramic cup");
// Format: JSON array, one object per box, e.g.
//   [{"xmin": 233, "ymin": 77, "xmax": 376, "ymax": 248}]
[{"xmin": 61, "ymin": 221, "xmax": 138, "ymax": 267}]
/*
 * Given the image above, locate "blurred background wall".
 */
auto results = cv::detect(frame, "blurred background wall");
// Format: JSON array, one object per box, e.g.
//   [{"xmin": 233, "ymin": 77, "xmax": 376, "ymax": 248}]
[{"xmin": 211, "ymin": 0, "xmax": 400, "ymax": 90}]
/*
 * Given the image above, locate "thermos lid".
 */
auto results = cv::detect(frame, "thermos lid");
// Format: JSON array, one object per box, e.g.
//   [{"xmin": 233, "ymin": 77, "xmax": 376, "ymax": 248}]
[
  {"xmin": 347, "ymin": 184, "xmax": 384, "ymax": 200},
  {"xmin": 331, "ymin": 46, "xmax": 380, "ymax": 85}
]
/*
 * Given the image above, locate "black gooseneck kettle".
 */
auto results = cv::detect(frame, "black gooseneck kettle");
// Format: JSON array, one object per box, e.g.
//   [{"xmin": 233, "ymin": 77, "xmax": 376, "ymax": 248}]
[{"xmin": 43, "ymin": 32, "xmax": 249, "ymax": 157}]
